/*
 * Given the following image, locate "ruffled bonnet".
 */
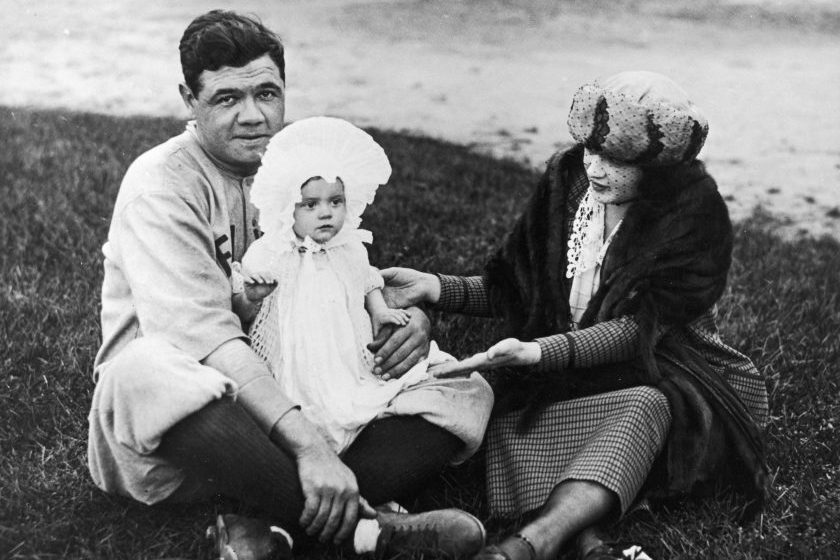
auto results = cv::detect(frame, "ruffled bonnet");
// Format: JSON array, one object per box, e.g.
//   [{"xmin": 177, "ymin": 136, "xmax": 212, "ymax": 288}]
[
  {"xmin": 250, "ymin": 116, "xmax": 392, "ymax": 241},
  {"xmin": 567, "ymin": 71, "xmax": 708, "ymax": 166}
]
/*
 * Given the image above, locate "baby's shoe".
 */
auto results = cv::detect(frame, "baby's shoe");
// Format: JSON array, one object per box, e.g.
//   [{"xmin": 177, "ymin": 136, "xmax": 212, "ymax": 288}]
[{"xmin": 206, "ymin": 514, "xmax": 293, "ymax": 560}]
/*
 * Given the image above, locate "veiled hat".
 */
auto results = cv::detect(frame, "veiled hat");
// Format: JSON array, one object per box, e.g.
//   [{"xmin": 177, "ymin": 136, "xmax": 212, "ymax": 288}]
[{"xmin": 567, "ymin": 71, "xmax": 708, "ymax": 166}]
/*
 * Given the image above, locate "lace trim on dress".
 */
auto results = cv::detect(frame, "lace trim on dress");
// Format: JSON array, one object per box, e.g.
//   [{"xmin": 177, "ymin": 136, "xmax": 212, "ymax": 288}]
[{"xmin": 566, "ymin": 189, "xmax": 604, "ymax": 279}]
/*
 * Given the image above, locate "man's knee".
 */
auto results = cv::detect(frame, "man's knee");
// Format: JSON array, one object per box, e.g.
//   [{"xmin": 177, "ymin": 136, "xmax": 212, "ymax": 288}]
[
  {"xmin": 92, "ymin": 336, "xmax": 234, "ymax": 453},
  {"xmin": 100, "ymin": 336, "xmax": 232, "ymax": 398},
  {"xmin": 103, "ymin": 337, "xmax": 182, "ymax": 389}
]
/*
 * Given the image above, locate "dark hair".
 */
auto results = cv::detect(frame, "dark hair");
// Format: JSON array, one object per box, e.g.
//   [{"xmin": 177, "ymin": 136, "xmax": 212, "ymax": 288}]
[{"xmin": 179, "ymin": 10, "xmax": 285, "ymax": 95}]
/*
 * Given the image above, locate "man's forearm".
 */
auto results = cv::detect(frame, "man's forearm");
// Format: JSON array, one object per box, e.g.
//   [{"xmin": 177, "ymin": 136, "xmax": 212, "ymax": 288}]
[
  {"xmin": 268, "ymin": 407, "xmax": 331, "ymax": 456},
  {"xmin": 202, "ymin": 338, "xmax": 297, "ymax": 434}
]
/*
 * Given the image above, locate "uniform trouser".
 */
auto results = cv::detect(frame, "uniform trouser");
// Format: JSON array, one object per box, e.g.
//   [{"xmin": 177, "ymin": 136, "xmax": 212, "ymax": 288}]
[
  {"xmin": 87, "ymin": 336, "xmax": 494, "ymax": 529},
  {"xmin": 156, "ymin": 396, "xmax": 465, "ymax": 538}
]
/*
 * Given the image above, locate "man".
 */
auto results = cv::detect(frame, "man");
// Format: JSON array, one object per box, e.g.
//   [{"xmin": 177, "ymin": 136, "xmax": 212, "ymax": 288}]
[{"xmin": 86, "ymin": 10, "xmax": 493, "ymax": 558}]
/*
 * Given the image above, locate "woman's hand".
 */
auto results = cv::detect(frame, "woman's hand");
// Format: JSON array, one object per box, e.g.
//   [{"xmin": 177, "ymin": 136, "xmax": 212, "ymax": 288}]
[
  {"xmin": 367, "ymin": 306, "xmax": 431, "ymax": 380},
  {"xmin": 380, "ymin": 267, "xmax": 441, "ymax": 308},
  {"xmin": 429, "ymin": 338, "xmax": 542, "ymax": 378}
]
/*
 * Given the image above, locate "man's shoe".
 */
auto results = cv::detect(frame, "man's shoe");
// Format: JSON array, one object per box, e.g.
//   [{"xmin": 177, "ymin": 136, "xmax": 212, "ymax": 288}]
[
  {"xmin": 374, "ymin": 508, "xmax": 486, "ymax": 559},
  {"xmin": 206, "ymin": 514, "xmax": 293, "ymax": 560}
]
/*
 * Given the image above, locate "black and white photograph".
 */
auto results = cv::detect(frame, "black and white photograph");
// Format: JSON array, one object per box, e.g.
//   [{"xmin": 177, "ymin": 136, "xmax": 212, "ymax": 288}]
[{"xmin": 2, "ymin": 1, "xmax": 838, "ymax": 558}]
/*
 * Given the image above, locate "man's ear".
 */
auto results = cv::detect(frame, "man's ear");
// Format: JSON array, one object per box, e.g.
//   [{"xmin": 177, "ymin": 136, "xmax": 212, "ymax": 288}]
[{"xmin": 179, "ymin": 83, "xmax": 197, "ymax": 117}]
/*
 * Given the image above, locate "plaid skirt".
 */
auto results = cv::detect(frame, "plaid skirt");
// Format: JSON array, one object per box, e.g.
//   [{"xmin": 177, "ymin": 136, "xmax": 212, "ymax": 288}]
[{"xmin": 486, "ymin": 386, "xmax": 671, "ymax": 517}]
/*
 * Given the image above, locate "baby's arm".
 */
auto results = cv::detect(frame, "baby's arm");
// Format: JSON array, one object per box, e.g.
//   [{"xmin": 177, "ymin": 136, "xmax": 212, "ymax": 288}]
[
  {"xmin": 366, "ymin": 287, "xmax": 410, "ymax": 336},
  {"xmin": 232, "ymin": 291, "xmax": 260, "ymax": 324},
  {"xmin": 232, "ymin": 270, "xmax": 278, "ymax": 324}
]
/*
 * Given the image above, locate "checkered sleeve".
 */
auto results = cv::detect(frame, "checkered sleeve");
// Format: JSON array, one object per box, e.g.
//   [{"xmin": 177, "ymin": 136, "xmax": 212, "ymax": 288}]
[
  {"xmin": 434, "ymin": 274, "xmax": 493, "ymax": 317},
  {"xmin": 535, "ymin": 316, "xmax": 668, "ymax": 371},
  {"xmin": 533, "ymin": 334, "xmax": 573, "ymax": 372}
]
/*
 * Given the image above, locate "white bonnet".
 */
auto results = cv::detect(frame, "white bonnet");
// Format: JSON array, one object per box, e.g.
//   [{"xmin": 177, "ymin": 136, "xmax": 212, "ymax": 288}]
[{"xmin": 250, "ymin": 116, "xmax": 392, "ymax": 239}]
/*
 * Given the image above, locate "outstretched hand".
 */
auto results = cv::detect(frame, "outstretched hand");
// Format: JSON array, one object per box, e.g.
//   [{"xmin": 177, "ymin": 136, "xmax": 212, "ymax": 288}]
[{"xmin": 429, "ymin": 338, "xmax": 542, "ymax": 378}]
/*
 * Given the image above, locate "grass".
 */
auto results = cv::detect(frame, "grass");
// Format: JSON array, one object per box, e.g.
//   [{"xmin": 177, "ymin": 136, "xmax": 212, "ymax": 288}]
[{"xmin": 1, "ymin": 106, "xmax": 838, "ymax": 559}]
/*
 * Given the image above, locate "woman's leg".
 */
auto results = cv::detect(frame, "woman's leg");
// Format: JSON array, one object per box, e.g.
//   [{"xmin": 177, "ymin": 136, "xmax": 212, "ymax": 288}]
[
  {"xmin": 515, "ymin": 481, "xmax": 616, "ymax": 560},
  {"xmin": 484, "ymin": 386, "xmax": 672, "ymax": 560}
]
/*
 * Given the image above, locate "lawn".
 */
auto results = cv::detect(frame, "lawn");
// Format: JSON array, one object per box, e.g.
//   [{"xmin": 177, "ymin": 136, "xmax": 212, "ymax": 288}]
[{"xmin": 1, "ymin": 106, "xmax": 838, "ymax": 559}]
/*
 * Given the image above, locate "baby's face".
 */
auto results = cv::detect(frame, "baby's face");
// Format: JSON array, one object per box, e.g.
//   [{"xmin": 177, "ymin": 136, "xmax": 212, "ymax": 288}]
[{"xmin": 293, "ymin": 177, "xmax": 347, "ymax": 243}]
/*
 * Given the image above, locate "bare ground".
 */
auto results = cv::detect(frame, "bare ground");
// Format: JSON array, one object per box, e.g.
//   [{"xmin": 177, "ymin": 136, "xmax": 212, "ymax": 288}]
[{"xmin": 2, "ymin": 0, "xmax": 839, "ymax": 237}]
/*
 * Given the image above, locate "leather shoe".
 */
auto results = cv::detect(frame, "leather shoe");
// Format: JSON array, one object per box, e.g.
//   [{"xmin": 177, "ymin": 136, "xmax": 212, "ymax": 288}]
[
  {"xmin": 205, "ymin": 514, "xmax": 293, "ymax": 560},
  {"xmin": 374, "ymin": 508, "xmax": 485, "ymax": 559}
]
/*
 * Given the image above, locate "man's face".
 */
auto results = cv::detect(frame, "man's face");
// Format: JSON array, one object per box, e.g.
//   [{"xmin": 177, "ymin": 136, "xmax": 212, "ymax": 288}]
[{"xmin": 180, "ymin": 53, "xmax": 285, "ymax": 175}]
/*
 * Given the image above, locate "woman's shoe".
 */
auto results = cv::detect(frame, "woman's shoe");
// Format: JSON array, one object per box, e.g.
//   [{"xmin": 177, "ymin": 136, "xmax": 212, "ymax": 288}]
[
  {"xmin": 473, "ymin": 533, "xmax": 537, "ymax": 560},
  {"xmin": 206, "ymin": 514, "xmax": 293, "ymax": 560}
]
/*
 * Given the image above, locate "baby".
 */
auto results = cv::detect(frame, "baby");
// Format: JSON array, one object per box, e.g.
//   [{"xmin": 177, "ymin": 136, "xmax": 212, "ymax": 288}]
[
  {"xmin": 231, "ymin": 116, "xmax": 452, "ymax": 452},
  {"xmin": 232, "ymin": 174, "xmax": 409, "ymax": 336}
]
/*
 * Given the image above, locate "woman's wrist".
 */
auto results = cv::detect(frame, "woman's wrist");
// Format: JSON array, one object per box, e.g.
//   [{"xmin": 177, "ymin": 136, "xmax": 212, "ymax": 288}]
[
  {"xmin": 523, "ymin": 341, "xmax": 542, "ymax": 365},
  {"xmin": 426, "ymin": 272, "xmax": 442, "ymax": 304},
  {"xmin": 532, "ymin": 335, "xmax": 572, "ymax": 372}
]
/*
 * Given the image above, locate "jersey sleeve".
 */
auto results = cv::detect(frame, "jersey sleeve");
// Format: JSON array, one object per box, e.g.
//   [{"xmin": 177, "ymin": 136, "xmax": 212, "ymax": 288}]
[{"xmin": 116, "ymin": 191, "xmax": 246, "ymax": 361}]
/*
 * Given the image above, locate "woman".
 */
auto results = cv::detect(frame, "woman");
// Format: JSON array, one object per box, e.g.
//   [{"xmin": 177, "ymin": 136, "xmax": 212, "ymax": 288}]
[{"xmin": 382, "ymin": 71, "xmax": 768, "ymax": 560}]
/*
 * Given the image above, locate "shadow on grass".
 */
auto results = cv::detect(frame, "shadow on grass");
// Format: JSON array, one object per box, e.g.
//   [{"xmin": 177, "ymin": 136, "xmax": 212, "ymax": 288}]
[{"xmin": 1, "ymin": 107, "xmax": 838, "ymax": 559}]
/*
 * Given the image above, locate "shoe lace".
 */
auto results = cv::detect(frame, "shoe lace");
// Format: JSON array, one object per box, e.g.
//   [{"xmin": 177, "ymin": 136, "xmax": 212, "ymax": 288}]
[{"xmin": 380, "ymin": 523, "xmax": 442, "ymax": 558}]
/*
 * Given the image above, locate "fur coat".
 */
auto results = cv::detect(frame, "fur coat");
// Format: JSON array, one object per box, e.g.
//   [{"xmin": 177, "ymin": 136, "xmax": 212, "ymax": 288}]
[{"xmin": 485, "ymin": 145, "xmax": 767, "ymax": 519}]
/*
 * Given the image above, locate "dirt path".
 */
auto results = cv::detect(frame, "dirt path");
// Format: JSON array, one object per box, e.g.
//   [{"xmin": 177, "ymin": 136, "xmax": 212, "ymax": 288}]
[{"xmin": 3, "ymin": 0, "xmax": 839, "ymax": 237}]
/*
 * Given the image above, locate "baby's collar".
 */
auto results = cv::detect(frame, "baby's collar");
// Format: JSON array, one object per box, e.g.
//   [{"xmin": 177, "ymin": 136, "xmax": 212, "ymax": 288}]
[{"xmin": 285, "ymin": 227, "xmax": 373, "ymax": 254}]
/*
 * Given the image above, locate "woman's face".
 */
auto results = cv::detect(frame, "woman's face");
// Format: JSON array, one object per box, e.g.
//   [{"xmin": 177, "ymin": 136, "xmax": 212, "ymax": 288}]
[{"xmin": 583, "ymin": 148, "xmax": 644, "ymax": 205}]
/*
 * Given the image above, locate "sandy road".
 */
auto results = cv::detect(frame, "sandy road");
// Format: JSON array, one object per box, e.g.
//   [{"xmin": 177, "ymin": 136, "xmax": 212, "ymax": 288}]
[{"xmin": 2, "ymin": 0, "xmax": 839, "ymax": 237}]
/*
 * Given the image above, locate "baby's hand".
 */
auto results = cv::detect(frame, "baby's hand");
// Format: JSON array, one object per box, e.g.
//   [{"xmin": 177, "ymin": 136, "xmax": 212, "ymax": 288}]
[
  {"xmin": 243, "ymin": 270, "xmax": 278, "ymax": 302},
  {"xmin": 372, "ymin": 308, "xmax": 411, "ymax": 336}
]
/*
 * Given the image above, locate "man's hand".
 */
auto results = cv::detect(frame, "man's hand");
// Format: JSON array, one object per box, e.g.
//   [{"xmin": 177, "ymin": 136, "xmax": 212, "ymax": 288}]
[
  {"xmin": 429, "ymin": 338, "xmax": 542, "ymax": 378},
  {"xmin": 380, "ymin": 267, "xmax": 441, "ymax": 308},
  {"xmin": 295, "ymin": 441, "xmax": 362, "ymax": 543},
  {"xmin": 270, "ymin": 410, "xmax": 374, "ymax": 544},
  {"xmin": 367, "ymin": 306, "xmax": 431, "ymax": 380}
]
